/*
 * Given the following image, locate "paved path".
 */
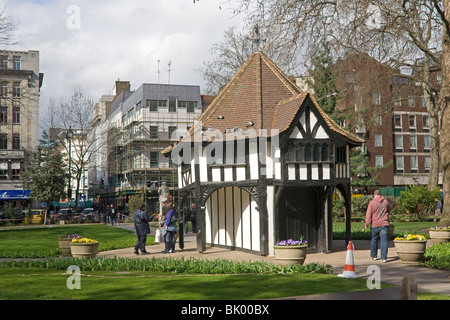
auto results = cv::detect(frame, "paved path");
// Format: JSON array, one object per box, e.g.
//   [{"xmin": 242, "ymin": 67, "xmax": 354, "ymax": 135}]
[{"xmin": 101, "ymin": 223, "xmax": 450, "ymax": 296}]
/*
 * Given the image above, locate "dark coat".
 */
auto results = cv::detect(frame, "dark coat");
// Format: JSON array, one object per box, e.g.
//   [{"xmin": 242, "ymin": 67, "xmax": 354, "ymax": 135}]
[{"xmin": 133, "ymin": 209, "xmax": 151, "ymax": 236}]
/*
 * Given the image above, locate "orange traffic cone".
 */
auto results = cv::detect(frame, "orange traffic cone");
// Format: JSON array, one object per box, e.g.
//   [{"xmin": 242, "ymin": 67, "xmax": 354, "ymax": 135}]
[{"xmin": 338, "ymin": 241, "xmax": 359, "ymax": 278}]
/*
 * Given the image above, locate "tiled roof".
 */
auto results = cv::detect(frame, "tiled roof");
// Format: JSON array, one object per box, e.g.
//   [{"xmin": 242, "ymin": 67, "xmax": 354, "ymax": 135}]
[{"xmin": 162, "ymin": 52, "xmax": 363, "ymax": 154}]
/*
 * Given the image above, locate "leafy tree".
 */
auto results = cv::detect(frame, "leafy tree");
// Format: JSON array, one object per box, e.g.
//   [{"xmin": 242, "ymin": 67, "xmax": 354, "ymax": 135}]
[
  {"xmin": 397, "ymin": 185, "xmax": 441, "ymax": 222},
  {"xmin": 22, "ymin": 131, "xmax": 68, "ymax": 224},
  {"xmin": 350, "ymin": 149, "xmax": 392, "ymax": 188},
  {"xmin": 307, "ymin": 42, "xmax": 340, "ymax": 121}
]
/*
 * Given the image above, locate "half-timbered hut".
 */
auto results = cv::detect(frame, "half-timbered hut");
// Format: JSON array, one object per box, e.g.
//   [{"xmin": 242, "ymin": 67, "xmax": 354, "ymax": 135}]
[{"xmin": 163, "ymin": 53, "xmax": 364, "ymax": 255}]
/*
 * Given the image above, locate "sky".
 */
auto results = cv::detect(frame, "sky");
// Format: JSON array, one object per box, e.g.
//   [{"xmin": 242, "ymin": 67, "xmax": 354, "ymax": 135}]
[{"xmin": 0, "ymin": 0, "xmax": 245, "ymax": 121}]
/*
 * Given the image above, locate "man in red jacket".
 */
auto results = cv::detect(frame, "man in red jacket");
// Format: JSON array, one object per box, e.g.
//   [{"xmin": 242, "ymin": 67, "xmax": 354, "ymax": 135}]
[{"xmin": 365, "ymin": 190, "xmax": 391, "ymax": 263}]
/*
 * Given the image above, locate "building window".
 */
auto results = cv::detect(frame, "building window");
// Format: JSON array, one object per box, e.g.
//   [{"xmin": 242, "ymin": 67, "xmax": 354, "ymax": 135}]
[
  {"xmin": 12, "ymin": 82, "xmax": 20, "ymax": 98},
  {"xmin": 422, "ymin": 115, "xmax": 429, "ymax": 130},
  {"xmin": 12, "ymin": 134, "xmax": 20, "ymax": 150},
  {"xmin": 0, "ymin": 134, "xmax": 7, "ymax": 149},
  {"xmin": 0, "ymin": 163, "xmax": 7, "ymax": 180},
  {"xmin": 409, "ymin": 115, "xmax": 416, "ymax": 130},
  {"xmin": 187, "ymin": 101, "xmax": 197, "ymax": 113},
  {"xmin": 424, "ymin": 135, "xmax": 430, "ymax": 151},
  {"xmin": 395, "ymin": 135, "xmax": 403, "ymax": 151},
  {"xmin": 409, "ymin": 135, "xmax": 417, "ymax": 151},
  {"xmin": 424, "ymin": 156, "xmax": 431, "ymax": 172},
  {"xmin": 0, "ymin": 56, "xmax": 7, "ymax": 69},
  {"xmin": 393, "ymin": 93, "xmax": 401, "ymax": 107},
  {"xmin": 1, "ymin": 82, "xmax": 7, "ymax": 97},
  {"xmin": 136, "ymin": 101, "xmax": 142, "ymax": 113},
  {"xmin": 373, "ymin": 92, "xmax": 381, "ymax": 105},
  {"xmin": 147, "ymin": 99, "xmax": 167, "ymax": 111},
  {"xmin": 421, "ymin": 97, "xmax": 426, "ymax": 107},
  {"xmin": 150, "ymin": 152, "xmax": 159, "ymax": 167},
  {"xmin": 408, "ymin": 94, "xmax": 415, "ymax": 107},
  {"xmin": 11, "ymin": 163, "xmax": 20, "ymax": 180},
  {"xmin": 288, "ymin": 143, "xmax": 330, "ymax": 162},
  {"xmin": 394, "ymin": 114, "xmax": 402, "ymax": 129},
  {"xmin": 410, "ymin": 155, "xmax": 418, "ymax": 172},
  {"xmin": 13, "ymin": 107, "xmax": 20, "ymax": 123},
  {"xmin": 374, "ymin": 134, "xmax": 383, "ymax": 147},
  {"xmin": 12, "ymin": 56, "xmax": 21, "ymax": 70},
  {"xmin": 149, "ymin": 126, "xmax": 158, "ymax": 138},
  {"xmin": 168, "ymin": 126, "xmax": 177, "ymax": 140},
  {"xmin": 0, "ymin": 107, "xmax": 7, "ymax": 123},
  {"xmin": 168, "ymin": 97, "xmax": 177, "ymax": 112},
  {"xmin": 396, "ymin": 156, "xmax": 404, "ymax": 173},
  {"xmin": 375, "ymin": 155, "xmax": 384, "ymax": 166},
  {"xmin": 373, "ymin": 113, "xmax": 382, "ymax": 125}
]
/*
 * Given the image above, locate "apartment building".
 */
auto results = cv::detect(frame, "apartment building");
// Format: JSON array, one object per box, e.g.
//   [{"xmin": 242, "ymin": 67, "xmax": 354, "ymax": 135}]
[
  {"xmin": 93, "ymin": 81, "xmax": 203, "ymax": 213},
  {"xmin": 0, "ymin": 50, "xmax": 43, "ymax": 208},
  {"xmin": 335, "ymin": 53, "xmax": 440, "ymax": 189}
]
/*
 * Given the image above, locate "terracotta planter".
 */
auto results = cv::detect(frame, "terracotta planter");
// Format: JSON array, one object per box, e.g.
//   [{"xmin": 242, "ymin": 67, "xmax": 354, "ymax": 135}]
[
  {"xmin": 70, "ymin": 242, "xmax": 99, "ymax": 259},
  {"xmin": 58, "ymin": 238, "xmax": 73, "ymax": 257},
  {"xmin": 274, "ymin": 245, "xmax": 308, "ymax": 265},
  {"xmin": 394, "ymin": 240, "xmax": 427, "ymax": 264},
  {"xmin": 429, "ymin": 230, "xmax": 450, "ymax": 244}
]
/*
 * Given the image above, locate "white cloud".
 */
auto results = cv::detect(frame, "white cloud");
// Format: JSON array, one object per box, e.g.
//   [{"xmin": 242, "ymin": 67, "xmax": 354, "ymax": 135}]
[{"xmin": 0, "ymin": 0, "xmax": 244, "ymax": 104}]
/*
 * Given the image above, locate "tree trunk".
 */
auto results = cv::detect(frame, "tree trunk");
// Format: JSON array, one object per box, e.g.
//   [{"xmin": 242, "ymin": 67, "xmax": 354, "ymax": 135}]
[
  {"xmin": 422, "ymin": 55, "xmax": 440, "ymax": 189},
  {"xmin": 440, "ymin": 0, "xmax": 450, "ymax": 226}
]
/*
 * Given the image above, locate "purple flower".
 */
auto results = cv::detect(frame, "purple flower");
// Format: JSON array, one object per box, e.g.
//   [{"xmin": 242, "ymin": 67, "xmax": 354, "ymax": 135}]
[{"xmin": 276, "ymin": 238, "xmax": 308, "ymax": 246}]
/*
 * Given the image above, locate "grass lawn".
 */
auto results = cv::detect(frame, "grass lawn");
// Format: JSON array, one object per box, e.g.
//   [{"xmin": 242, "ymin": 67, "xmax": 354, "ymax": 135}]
[
  {"xmin": 0, "ymin": 223, "xmax": 448, "ymax": 301},
  {"xmin": 333, "ymin": 221, "xmax": 436, "ymax": 238},
  {"xmin": 0, "ymin": 224, "xmax": 145, "ymax": 258},
  {"xmin": 0, "ymin": 267, "xmax": 381, "ymax": 300}
]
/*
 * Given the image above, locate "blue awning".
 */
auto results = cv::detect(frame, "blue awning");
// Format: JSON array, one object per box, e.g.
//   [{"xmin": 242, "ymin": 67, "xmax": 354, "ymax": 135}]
[{"xmin": 0, "ymin": 190, "xmax": 31, "ymax": 200}]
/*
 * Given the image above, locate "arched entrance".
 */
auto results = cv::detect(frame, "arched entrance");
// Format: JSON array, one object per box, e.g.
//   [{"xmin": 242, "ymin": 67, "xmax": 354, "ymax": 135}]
[{"xmin": 204, "ymin": 186, "xmax": 260, "ymax": 252}]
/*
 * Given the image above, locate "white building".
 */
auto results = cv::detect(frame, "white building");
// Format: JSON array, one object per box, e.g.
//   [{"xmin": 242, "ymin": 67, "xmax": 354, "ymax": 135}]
[
  {"xmin": 0, "ymin": 50, "xmax": 43, "ymax": 208},
  {"xmin": 164, "ymin": 53, "xmax": 363, "ymax": 255}
]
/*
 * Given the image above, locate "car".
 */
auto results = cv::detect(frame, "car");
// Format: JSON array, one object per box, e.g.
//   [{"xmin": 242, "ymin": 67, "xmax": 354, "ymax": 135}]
[
  {"xmin": 81, "ymin": 208, "xmax": 97, "ymax": 222},
  {"xmin": 58, "ymin": 208, "xmax": 73, "ymax": 220},
  {"xmin": 29, "ymin": 209, "xmax": 45, "ymax": 224}
]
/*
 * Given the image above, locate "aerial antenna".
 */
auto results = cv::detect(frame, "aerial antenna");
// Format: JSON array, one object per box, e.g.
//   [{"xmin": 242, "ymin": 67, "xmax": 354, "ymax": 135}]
[
  {"xmin": 158, "ymin": 60, "xmax": 160, "ymax": 84},
  {"xmin": 168, "ymin": 61, "xmax": 172, "ymax": 84}
]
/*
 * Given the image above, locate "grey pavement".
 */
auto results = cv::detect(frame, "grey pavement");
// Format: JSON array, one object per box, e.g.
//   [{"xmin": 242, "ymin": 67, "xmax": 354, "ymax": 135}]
[{"xmin": 101, "ymin": 223, "xmax": 450, "ymax": 296}]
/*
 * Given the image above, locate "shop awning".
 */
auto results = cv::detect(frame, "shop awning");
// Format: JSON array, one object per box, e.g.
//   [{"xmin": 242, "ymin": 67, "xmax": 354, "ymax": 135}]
[{"xmin": 0, "ymin": 190, "xmax": 31, "ymax": 200}]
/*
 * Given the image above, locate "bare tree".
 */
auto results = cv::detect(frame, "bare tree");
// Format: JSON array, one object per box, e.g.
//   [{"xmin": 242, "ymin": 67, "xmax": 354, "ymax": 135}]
[
  {"xmin": 52, "ymin": 88, "xmax": 100, "ymax": 213},
  {"xmin": 196, "ymin": 26, "xmax": 302, "ymax": 94}
]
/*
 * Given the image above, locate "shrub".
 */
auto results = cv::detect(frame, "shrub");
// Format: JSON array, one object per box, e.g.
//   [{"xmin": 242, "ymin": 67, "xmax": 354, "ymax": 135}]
[
  {"xmin": 397, "ymin": 186, "xmax": 441, "ymax": 222},
  {"xmin": 422, "ymin": 242, "xmax": 450, "ymax": 270}
]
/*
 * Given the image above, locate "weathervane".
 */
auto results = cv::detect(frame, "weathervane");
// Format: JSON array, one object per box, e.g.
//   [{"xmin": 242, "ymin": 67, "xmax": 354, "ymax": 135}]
[{"xmin": 247, "ymin": 24, "xmax": 266, "ymax": 52}]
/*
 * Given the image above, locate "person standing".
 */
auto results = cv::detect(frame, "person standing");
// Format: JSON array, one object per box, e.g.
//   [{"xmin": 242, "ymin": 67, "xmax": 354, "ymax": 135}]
[
  {"xmin": 365, "ymin": 190, "xmax": 391, "ymax": 263},
  {"xmin": 133, "ymin": 203, "xmax": 152, "ymax": 255},
  {"xmin": 162, "ymin": 202, "xmax": 177, "ymax": 254},
  {"xmin": 189, "ymin": 203, "xmax": 197, "ymax": 234},
  {"xmin": 110, "ymin": 206, "xmax": 116, "ymax": 226},
  {"xmin": 434, "ymin": 198, "xmax": 443, "ymax": 222}
]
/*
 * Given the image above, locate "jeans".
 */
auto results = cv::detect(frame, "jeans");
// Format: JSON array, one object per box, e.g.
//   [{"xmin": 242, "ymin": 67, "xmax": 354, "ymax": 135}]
[{"xmin": 370, "ymin": 226, "xmax": 388, "ymax": 260}]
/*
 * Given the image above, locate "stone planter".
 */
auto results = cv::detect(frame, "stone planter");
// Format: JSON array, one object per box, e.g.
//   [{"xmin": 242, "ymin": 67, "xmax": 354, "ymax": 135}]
[
  {"xmin": 429, "ymin": 229, "xmax": 450, "ymax": 244},
  {"xmin": 70, "ymin": 242, "xmax": 99, "ymax": 259},
  {"xmin": 273, "ymin": 245, "xmax": 308, "ymax": 265},
  {"xmin": 58, "ymin": 238, "xmax": 74, "ymax": 257},
  {"xmin": 393, "ymin": 240, "xmax": 427, "ymax": 264}
]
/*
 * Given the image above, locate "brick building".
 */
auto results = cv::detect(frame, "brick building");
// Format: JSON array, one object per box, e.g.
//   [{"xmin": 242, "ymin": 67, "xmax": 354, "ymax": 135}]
[{"xmin": 335, "ymin": 53, "xmax": 440, "ymax": 190}]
